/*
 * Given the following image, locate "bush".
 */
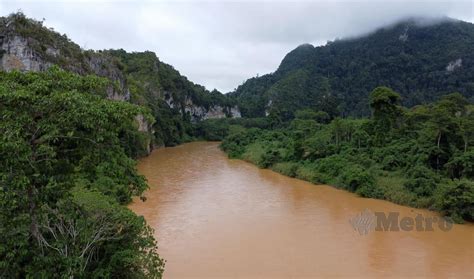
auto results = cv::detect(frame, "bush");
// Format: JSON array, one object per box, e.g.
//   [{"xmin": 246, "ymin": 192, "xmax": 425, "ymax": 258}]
[
  {"xmin": 446, "ymin": 150, "xmax": 474, "ymax": 179},
  {"xmin": 295, "ymin": 163, "xmax": 324, "ymax": 183},
  {"xmin": 241, "ymin": 143, "xmax": 267, "ymax": 167},
  {"xmin": 356, "ymin": 182, "xmax": 384, "ymax": 199},
  {"xmin": 404, "ymin": 165, "xmax": 439, "ymax": 197},
  {"xmin": 272, "ymin": 162, "xmax": 300, "ymax": 177},
  {"xmin": 220, "ymin": 128, "xmax": 262, "ymax": 158},
  {"xmin": 381, "ymin": 155, "xmax": 401, "ymax": 170},
  {"xmin": 314, "ymin": 155, "xmax": 347, "ymax": 178},
  {"xmin": 439, "ymin": 180, "xmax": 474, "ymax": 222},
  {"xmin": 338, "ymin": 165, "xmax": 375, "ymax": 192},
  {"xmin": 194, "ymin": 119, "xmax": 230, "ymax": 141},
  {"xmin": 375, "ymin": 175, "xmax": 416, "ymax": 205}
]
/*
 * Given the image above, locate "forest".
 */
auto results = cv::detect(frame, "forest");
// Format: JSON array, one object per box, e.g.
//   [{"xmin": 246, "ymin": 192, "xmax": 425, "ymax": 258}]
[
  {"xmin": 230, "ymin": 18, "xmax": 474, "ymax": 118},
  {"xmin": 198, "ymin": 87, "xmax": 474, "ymax": 223},
  {"xmin": 1, "ymin": 11, "xmax": 474, "ymax": 278},
  {"xmin": 107, "ymin": 49, "xmax": 236, "ymax": 147},
  {"xmin": 0, "ymin": 68, "xmax": 164, "ymax": 278}
]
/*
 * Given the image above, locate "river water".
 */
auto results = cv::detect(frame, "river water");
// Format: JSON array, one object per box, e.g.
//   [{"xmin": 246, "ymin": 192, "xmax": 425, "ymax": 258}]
[{"xmin": 129, "ymin": 142, "xmax": 474, "ymax": 278}]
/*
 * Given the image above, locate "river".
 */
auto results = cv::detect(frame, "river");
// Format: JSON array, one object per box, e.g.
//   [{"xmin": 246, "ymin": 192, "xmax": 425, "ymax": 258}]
[{"xmin": 129, "ymin": 142, "xmax": 474, "ymax": 278}]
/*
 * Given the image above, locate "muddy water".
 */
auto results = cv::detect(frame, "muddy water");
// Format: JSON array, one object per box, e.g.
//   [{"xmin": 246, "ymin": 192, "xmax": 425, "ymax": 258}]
[{"xmin": 129, "ymin": 142, "xmax": 474, "ymax": 278}]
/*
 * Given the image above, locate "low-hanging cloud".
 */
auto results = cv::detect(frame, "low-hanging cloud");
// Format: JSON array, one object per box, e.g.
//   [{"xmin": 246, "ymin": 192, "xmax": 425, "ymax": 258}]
[{"xmin": 0, "ymin": 0, "xmax": 472, "ymax": 92}]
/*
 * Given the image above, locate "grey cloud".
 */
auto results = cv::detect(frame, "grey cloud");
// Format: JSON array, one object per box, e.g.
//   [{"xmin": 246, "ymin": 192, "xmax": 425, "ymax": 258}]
[{"xmin": 0, "ymin": 0, "xmax": 472, "ymax": 92}]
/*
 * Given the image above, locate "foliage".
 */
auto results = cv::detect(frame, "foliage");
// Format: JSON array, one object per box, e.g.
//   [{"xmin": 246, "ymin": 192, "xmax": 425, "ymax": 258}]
[
  {"xmin": 221, "ymin": 88, "xmax": 474, "ymax": 222},
  {"xmin": 194, "ymin": 117, "xmax": 271, "ymax": 141},
  {"xmin": 439, "ymin": 180, "xmax": 474, "ymax": 222},
  {"xmin": 107, "ymin": 50, "xmax": 236, "ymax": 146},
  {"xmin": 0, "ymin": 68, "xmax": 164, "ymax": 277},
  {"xmin": 1, "ymin": 12, "xmax": 236, "ymax": 148},
  {"xmin": 272, "ymin": 162, "xmax": 300, "ymax": 178},
  {"xmin": 231, "ymin": 18, "xmax": 474, "ymax": 117}
]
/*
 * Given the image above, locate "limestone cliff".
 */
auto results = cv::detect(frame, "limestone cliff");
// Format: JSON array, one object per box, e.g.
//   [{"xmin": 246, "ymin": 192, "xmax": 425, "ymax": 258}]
[
  {"xmin": 0, "ymin": 14, "xmax": 129, "ymax": 100},
  {"xmin": 0, "ymin": 13, "xmax": 240, "ymax": 121},
  {"xmin": 165, "ymin": 94, "xmax": 240, "ymax": 121},
  {"xmin": 0, "ymin": 12, "xmax": 240, "ymax": 152}
]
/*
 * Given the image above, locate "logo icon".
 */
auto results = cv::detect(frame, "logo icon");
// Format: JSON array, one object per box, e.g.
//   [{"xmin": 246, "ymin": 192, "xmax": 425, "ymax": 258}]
[{"xmin": 349, "ymin": 208, "xmax": 376, "ymax": 235}]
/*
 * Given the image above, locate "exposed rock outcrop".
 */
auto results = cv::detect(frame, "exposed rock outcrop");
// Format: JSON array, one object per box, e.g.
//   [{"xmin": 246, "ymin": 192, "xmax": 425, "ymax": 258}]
[
  {"xmin": 0, "ymin": 35, "xmax": 49, "ymax": 71},
  {"xmin": 165, "ymin": 95, "xmax": 240, "ymax": 121},
  {"xmin": 0, "ymin": 12, "xmax": 241, "ymax": 154},
  {"xmin": 0, "ymin": 14, "xmax": 129, "ymax": 100}
]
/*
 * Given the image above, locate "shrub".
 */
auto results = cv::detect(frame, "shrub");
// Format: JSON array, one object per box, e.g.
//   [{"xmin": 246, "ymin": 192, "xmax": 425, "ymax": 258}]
[
  {"xmin": 404, "ymin": 165, "xmax": 439, "ymax": 197},
  {"xmin": 446, "ymin": 150, "xmax": 474, "ymax": 179},
  {"xmin": 356, "ymin": 183, "xmax": 384, "ymax": 199},
  {"xmin": 375, "ymin": 175, "xmax": 416, "ymax": 206},
  {"xmin": 272, "ymin": 162, "xmax": 300, "ymax": 177},
  {"xmin": 439, "ymin": 180, "xmax": 474, "ymax": 222},
  {"xmin": 381, "ymin": 155, "xmax": 401, "ymax": 170},
  {"xmin": 295, "ymin": 163, "xmax": 321, "ymax": 183},
  {"xmin": 241, "ymin": 143, "xmax": 267, "ymax": 167},
  {"xmin": 338, "ymin": 165, "xmax": 375, "ymax": 192}
]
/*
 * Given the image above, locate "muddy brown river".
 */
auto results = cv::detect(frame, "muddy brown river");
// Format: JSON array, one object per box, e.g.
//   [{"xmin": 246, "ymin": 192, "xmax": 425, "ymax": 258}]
[{"xmin": 129, "ymin": 142, "xmax": 474, "ymax": 278}]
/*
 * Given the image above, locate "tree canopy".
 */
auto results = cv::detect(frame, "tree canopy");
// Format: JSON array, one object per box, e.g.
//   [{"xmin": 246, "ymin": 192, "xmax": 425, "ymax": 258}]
[
  {"xmin": 0, "ymin": 68, "xmax": 164, "ymax": 278},
  {"xmin": 231, "ymin": 18, "xmax": 474, "ymax": 117}
]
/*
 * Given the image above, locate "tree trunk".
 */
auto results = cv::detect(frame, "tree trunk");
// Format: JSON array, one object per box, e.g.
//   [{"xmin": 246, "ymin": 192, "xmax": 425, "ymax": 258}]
[
  {"xmin": 28, "ymin": 185, "xmax": 39, "ymax": 241},
  {"xmin": 437, "ymin": 131, "xmax": 442, "ymax": 149},
  {"xmin": 437, "ymin": 131, "xmax": 442, "ymax": 170}
]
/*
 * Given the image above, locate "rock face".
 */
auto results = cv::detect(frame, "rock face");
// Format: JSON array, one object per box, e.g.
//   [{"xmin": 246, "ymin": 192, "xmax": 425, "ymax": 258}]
[
  {"xmin": 0, "ymin": 35, "xmax": 49, "ymax": 71},
  {"xmin": 135, "ymin": 114, "xmax": 153, "ymax": 154},
  {"xmin": 165, "ymin": 95, "xmax": 241, "ymax": 122},
  {"xmin": 0, "ymin": 36, "xmax": 128, "ymax": 100},
  {"xmin": 0, "ymin": 13, "xmax": 241, "ymax": 154},
  {"xmin": 0, "ymin": 14, "xmax": 129, "ymax": 101},
  {"xmin": 0, "ymin": 14, "xmax": 240, "ymax": 118},
  {"xmin": 85, "ymin": 53, "xmax": 129, "ymax": 101}
]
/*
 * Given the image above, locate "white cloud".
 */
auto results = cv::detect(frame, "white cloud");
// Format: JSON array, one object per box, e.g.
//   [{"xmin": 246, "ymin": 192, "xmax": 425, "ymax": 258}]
[{"xmin": 0, "ymin": 0, "xmax": 472, "ymax": 92}]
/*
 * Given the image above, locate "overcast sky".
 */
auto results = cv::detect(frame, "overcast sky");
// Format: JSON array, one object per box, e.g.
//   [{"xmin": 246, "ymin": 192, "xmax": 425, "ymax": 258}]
[{"xmin": 0, "ymin": 0, "xmax": 472, "ymax": 92}]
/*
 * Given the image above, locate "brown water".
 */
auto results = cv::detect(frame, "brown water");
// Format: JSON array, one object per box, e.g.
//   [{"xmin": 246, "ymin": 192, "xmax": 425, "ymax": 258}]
[{"xmin": 129, "ymin": 142, "xmax": 474, "ymax": 278}]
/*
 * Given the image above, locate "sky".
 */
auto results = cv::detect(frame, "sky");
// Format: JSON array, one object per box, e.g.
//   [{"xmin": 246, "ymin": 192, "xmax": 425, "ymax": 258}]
[{"xmin": 0, "ymin": 0, "xmax": 473, "ymax": 92}]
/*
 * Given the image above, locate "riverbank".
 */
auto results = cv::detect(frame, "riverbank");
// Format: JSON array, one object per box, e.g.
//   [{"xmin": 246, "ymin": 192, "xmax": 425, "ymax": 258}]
[
  {"xmin": 220, "ymin": 136, "xmax": 472, "ymax": 223},
  {"xmin": 130, "ymin": 142, "xmax": 474, "ymax": 278},
  {"xmin": 216, "ymin": 91, "xmax": 474, "ymax": 224}
]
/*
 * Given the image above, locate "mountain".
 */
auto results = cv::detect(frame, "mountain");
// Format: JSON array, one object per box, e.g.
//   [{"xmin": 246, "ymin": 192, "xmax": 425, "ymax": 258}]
[
  {"xmin": 0, "ymin": 12, "xmax": 239, "ymax": 148},
  {"xmin": 230, "ymin": 17, "xmax": 474, "ymax": 118}
]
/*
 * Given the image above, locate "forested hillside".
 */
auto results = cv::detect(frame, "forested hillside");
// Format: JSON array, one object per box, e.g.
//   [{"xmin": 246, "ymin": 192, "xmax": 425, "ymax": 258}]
[
  {"xmin": 231, "ymin": 18, "xmax": 474, "ymax": 118},
  {"xmin": 0, "ymin": 12, "xmax": 238, "ymax": 148},
  {"xmin": 107, "ymin": 50, "xmax": 237, "ymax": 146}
]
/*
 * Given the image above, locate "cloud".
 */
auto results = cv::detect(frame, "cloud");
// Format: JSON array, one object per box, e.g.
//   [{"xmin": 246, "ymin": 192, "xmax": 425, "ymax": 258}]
[{"xmin": 0, "ymin": 0, "xmax": 472, "ymax": 92}]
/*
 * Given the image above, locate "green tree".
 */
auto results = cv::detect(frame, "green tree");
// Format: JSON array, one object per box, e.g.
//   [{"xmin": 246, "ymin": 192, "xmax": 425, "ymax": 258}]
[
  {"xmin": 440, "ymin": 180, "xmax": 474, "ymax": 222},
  {"xmin": 369, "ymin": 87, "xmax": 402, "ymax": 145},
  {"xmin": 0, "ymin": 68, "xmax": 164, "ymax": 277}
]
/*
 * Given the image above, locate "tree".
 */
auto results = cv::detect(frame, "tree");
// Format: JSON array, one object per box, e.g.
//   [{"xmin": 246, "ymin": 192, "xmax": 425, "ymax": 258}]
[
  {"xmin": 440, "ymin": 180, "xmax": 474, "ymax": 222},
  {"xmin": 0, "ymin": 68, "xmax": 164, "ymax": 277},
  {"xmin": 457, "ymin": 105, "xmax": 474, "ymax": 153},
  {"xmin": 369, "ymin": 87, "xmax": 402, "ymax": 144}
]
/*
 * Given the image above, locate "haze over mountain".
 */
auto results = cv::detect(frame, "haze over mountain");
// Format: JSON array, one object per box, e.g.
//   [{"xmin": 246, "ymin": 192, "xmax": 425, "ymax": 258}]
[
  {"xmin": 231, "ymin": 17, "xmax": 474, "ymax": 117},
  {"xmin": 1, "ymin": 0, "xmax": 472, "ymax": 92}
]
